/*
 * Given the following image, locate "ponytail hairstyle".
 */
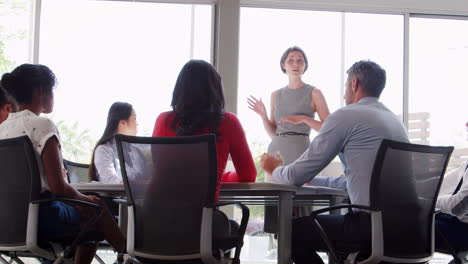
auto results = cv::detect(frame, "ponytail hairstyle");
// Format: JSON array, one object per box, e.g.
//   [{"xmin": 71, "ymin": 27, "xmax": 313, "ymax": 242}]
[{"xmin": 89, "ymin": 102, "xmax": 133, "ymax": 181}]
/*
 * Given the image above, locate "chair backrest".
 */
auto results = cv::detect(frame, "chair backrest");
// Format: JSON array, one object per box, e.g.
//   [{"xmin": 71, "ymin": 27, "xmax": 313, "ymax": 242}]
[
  {"xmin": 63, "ymin": 159, "xmax": 90, "ymax": 183},
  {"xmin": 115, "ymin": 134, "xmax": 217, "ymax": 258},
  {"xmin": 369, "ymin": 139, "xmax": 453, "ymax": 262},
  {"xmin": 0, "ymin": 136, "xmax": 41, "ymax": 248}
]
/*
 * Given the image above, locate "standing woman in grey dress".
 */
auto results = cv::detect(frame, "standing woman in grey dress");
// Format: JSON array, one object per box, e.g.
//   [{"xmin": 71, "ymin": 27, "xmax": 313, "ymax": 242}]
[
  {"xmin": 248, "ymin": 46, "xmax": 330, "ymax": 167},
  {"xmin": 248, "ymin": 46, "xmax": 331, "ymax": 235}
]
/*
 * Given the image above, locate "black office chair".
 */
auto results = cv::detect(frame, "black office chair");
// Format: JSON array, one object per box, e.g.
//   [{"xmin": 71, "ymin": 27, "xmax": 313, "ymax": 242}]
[
  {"xmin": 310, "ymin": 139, "xmax": 454, "ymax": 264},
  {"xmin": 115, "ymin": 134, "xmax": 249, "ymax": 264},
  {"xmin": 63, "ymin": 159, "xmax": 121, "ymax": 264},
  {"xmin": 0, "ymin": 136, "xmax": 103, "ymax": 264},
  {"xmin": 63, "ymin": 159, "xmax": 90, "ymax": 183}
]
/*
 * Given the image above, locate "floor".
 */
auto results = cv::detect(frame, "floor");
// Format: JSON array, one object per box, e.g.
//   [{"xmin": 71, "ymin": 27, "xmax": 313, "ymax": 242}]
[{"xmin": 5, "ymin": 237, "xmax": 456, "ymax": 264}]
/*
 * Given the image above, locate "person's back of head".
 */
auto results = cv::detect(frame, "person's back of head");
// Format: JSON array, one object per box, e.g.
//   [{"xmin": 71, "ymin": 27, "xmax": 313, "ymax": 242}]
[
  {"xmin": 170, "ymin": 60, "xmax": 225, "ymax": 136},
  {"xmin": 346, "ymin": 60, "xmax": 386, "ymax": 98},
  {"xmin": 0, "ymin": 64, "xmax": 56, "ymax": 106}
]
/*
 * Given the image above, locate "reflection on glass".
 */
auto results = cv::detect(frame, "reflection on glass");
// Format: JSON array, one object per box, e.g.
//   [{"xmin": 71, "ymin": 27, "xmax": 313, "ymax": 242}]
[
  {"xmin": 410, "ymin": 17, "xmax": 468, "ymax": 171},
  {"xmin": 409, "ymin": 18, "xmax": 468, "ymax": 147},
  {"xmin": 344, "ymin": 12, "xmax": 404, "ymax": 115},
  {"xmin": 39, "ymin": 0, "xmax": 212, "ymax": 162}
]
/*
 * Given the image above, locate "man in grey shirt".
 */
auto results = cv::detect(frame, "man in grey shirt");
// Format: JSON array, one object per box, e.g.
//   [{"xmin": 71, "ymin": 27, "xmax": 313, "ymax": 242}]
[{"xmin": 261, "ymin": 60, "xmax": 409, "ymax": 264}]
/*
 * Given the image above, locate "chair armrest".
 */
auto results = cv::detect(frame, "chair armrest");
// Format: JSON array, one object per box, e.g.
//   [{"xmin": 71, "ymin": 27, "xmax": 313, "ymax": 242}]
[
  {"xmin": 214, "ymin": 201, "xmax": 249, "ymax": 264},
  {"xmin": 310, "ymin": 204, "xmax": 373, "ymax": 216},
  {"xmin": 309, "ymin": 203, "xmax": 373, "ymax": 264},
  {"xmin": 214, "ymin": 201, "xmax": 250, "ymax": 235},
  {"xmin": 31, "ymin": 198, "xmax": 55, "ymax": 204},
  {"xmin": 56, "ymin": 198, "xmax": 101, "ymax": 209},
  {"xmin": 31, "ymin": 197, "xmax": 101, "ymax": 209},
  {"xmin": 213, "ymin": 201, "xmax": 250, "ymax": 235},
  {"xmin": 113, "ymin": 198, "xmax": 130, "ymax": 206},
  {"xmin": 214, "ymin": 202, "xmax": 250, "ymax": 227}
]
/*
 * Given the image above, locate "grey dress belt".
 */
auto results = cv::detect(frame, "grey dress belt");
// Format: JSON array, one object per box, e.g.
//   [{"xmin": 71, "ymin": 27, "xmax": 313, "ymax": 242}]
[{"xmin": 276, "ymin": 132, "xmax": 309, "ymax": 136}]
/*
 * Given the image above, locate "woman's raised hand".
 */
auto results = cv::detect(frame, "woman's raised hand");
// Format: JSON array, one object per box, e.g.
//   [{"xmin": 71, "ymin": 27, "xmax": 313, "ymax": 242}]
[
  {"xmin": 279, "ymin": 115, "xmax": 307, "ymax": 124},
  {"xmin": 247, "ymin": 95, "xmax": 268, "ymax": 118}
]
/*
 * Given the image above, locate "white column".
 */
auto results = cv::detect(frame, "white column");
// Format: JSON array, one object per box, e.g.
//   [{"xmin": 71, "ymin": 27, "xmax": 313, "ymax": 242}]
[{"xmin": 214, "ymin": 0, "xmax": 240, "ymax": 114}]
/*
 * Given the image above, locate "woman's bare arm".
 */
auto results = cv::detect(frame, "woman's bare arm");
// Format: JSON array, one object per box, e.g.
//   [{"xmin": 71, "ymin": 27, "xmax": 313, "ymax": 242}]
[
  {"xmin": 279, "ymin": 88, "xmax": 330, "ymax": 132},
  {"xmin": 42, "ymin": 136, "xmax": 97, "ymax": 203},
  {"xmin": 247, "ymin": 91, "xmax": 278, "ymax": 138}
]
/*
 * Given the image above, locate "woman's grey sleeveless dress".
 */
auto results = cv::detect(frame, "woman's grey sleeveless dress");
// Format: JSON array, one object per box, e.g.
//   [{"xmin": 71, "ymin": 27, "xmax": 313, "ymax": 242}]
[
  {"xmin": 267, "ymin": 84, "xmax": 316, "ymax": 165},
  {"xmin": 264, "ymin": 84, "xmax": 316, "ymax": 233}
]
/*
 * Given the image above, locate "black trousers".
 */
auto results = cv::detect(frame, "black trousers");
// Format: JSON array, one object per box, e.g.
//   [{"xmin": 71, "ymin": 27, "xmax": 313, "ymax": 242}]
[
  {"xmin": 435, "ymin": 213, "xmax": 468, "ymax": 253},
  {"xmin": 292, "ymin": 212, "xmax": 371, "ymax": 264}
]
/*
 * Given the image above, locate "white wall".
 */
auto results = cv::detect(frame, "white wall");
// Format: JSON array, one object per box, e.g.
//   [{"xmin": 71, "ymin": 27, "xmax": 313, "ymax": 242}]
[{"xmin": 241, "ymin": 0, "xmax": 468, "ymax": 16}]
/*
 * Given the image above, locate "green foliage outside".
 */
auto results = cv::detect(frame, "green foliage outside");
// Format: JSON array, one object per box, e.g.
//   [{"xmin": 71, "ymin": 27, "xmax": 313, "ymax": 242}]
[
  {"xmin": 55, "ymin": 120, "xmax": 97, "ymax": 164},
  {"xmin": 249, "ymin": 138, "xmax": 269, "ymax": 182},
  {"xmin": 0, "ymin": 34, "xmax": 13, "ymax": 72},
  {"xmin": 0, "ymin": 0, "xmax": 29, "ymax": 72},
  {"xmin": 247, "ymin": 137, "xmax": 269, "ymax": 219}
]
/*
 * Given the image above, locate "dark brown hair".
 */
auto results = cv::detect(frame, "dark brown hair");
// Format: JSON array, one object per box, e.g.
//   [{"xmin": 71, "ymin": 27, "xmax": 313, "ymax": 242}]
[
  {"xmin": 170, "ymin": 60, "xmax": 225, "ymax": 136},
  {"xmin": 0, "ymin": 64, "xmax": 56, "ymax": 104},
  {"xmin": 89, "ymin": 102, "xmax": 133, "ymax": 181}
]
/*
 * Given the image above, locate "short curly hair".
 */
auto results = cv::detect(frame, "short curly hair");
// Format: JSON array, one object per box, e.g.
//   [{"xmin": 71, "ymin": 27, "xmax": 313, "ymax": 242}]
[{"xmin": 0, "ymin": 64, "xmax": 56, "ymax": 104}]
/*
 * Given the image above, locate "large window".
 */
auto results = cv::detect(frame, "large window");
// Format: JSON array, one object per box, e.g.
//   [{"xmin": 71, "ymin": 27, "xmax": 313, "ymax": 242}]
[
  {"xmin": 39, "ymin": 0, "xmax": 213, "ymax": 162},
  {"xmin": 409, "ymin": 17, "xmax": 468, "ymax": 170},
  {"xmin": 237, "ymin": 7, "xmax": 404, "ymax": 172},
  {"xmin": 238, "ymin": 8, "xmax": 342, "ymax": 150},
  {"xmin": 0, "ymin": 0, "xmax": 33, "ymax": 71},
  {"xmin": 344, "ymin": 13, "xmax": 404, "ymax": 114}
]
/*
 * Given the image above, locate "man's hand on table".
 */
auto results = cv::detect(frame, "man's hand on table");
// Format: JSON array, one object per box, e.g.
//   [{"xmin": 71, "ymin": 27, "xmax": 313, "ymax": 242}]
[{"xmin": 260, "ymin": 152, "xmax": 283, "ymax": 178}]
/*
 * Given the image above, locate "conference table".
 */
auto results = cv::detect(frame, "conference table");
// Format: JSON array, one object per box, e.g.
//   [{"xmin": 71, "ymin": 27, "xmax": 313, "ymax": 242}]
[{"xmin": 72, "ymin": 182, "xmax": 348, "ymax": 264}]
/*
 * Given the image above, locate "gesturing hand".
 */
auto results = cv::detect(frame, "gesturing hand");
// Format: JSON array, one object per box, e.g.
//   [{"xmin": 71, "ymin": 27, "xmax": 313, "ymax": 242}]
[
  {"xmin": 260, "ymin": 152, "xmax": 283, "ymax": 176},
  {"xmin": 247, "ymin": 95, "xmax": 267, "ymax": 118},
  {"xmin": 279, "ymin": 115, "xmax": 307, "ymax": 125}
]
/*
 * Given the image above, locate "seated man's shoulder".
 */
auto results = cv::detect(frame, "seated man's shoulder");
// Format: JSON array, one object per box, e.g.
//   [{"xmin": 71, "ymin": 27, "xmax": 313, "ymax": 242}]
[{"xmin": 327, "ymin": 105, "xmax": 361, "ymax": 121}]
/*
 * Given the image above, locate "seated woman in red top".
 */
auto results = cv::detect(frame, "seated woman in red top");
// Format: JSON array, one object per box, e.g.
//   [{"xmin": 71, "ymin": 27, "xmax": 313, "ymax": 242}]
[{"xmin": 152, "ymin": 59, "xmax": 257, "ymax": 201}]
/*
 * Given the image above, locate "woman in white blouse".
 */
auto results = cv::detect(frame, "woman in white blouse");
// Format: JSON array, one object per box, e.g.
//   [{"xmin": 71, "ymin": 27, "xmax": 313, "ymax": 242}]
[
  {"xmin": 89, "ymin": 102, "xmax": 143, "ymax": 183},
  {"xmin": 0, "ymin": 64, "xmax": 125, "ymax": 263}
]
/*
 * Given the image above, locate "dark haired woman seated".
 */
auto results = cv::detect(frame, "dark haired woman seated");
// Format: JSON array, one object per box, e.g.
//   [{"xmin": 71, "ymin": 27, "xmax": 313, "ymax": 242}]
[
  {"xmin": 153, "ymin": 60, "xmax": 257, "ymax": 241},
  {"xmin": 0, "ymin": 64, "xmax": 126, "ymax": 264},
  {"xmin": 153, "ymin": 59, "xmax": 257, "ymax": 200},
  {"xmin": 90, "ymin": 102, "xmax": 147, "ymax": 184}
]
